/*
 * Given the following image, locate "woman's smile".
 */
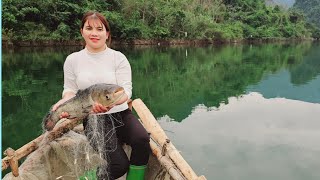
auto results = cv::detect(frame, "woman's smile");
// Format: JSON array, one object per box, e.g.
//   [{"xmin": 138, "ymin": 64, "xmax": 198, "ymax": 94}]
[
  {"xmin": 81, "ymin": 19, "xmax": 109, "ymax": 52},
  {"xmin": 90, "ymin": 37, "xmax": 100, "ymax": 42}
]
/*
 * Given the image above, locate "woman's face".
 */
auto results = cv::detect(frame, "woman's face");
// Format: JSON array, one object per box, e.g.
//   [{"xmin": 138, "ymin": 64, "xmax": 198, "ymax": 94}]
[{"xmin": 81, "ymin": 19, "xmax": 109, "ymax": 53}]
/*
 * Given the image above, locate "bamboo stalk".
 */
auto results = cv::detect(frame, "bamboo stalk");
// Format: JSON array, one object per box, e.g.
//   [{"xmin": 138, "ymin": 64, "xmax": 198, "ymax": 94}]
[{"xmin": 132, "ymin": 99, "xmax": 206, "ymax": 180}]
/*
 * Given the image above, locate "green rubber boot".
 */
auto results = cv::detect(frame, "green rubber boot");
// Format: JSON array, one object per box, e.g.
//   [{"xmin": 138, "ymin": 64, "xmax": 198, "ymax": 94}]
[{"xmin": 126, "ymin": 165, "xmax": 147, "ymax": 180}]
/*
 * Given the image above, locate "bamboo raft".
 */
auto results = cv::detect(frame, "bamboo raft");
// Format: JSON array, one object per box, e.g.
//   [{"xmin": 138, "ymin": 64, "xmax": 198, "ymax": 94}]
[{"xmin": 2, "ymin": 99, "xmax": 206, "ymax": 180}]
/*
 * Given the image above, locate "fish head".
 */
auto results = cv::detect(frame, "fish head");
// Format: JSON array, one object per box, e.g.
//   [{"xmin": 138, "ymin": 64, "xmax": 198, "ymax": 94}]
[{"xmin": 90, "ymin": 83, "xmax": 125, "ymax": 107}]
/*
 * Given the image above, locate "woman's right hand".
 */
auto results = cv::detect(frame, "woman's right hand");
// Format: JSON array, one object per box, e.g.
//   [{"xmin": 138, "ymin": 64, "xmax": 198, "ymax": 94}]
[
  {"xmin": 52, "ymin": 98, "xmax": 68, "ymax": 111},
  {"xmin": 52, "ymin": 99, "xmax": 70, "ymax": 119},
  {"xmin": 52, "ymin": 92, "xmax": 75, "ymax": 119}
]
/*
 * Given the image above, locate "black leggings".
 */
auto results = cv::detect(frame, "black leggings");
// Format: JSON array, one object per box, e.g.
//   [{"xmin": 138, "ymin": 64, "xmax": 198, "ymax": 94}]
[{"xmin": 83, "ymin": 109, "xmax": 150, "ymax": 180}]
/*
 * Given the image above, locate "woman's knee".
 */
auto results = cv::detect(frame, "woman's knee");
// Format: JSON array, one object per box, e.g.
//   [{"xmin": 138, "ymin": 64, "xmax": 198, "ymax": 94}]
[
  {"xmin": 109, "ymin": 157, "xmax": 129, "ymax": 179},
  {"xmin": 131, "ymin": 132, "xmax": 150, "ymax": 146}
]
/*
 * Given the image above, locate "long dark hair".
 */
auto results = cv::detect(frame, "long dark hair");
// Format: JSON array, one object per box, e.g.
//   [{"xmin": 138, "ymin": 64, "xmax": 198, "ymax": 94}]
[{"xmin": 81, "ymin": 11, "xmax": 112, "ymax": 47}]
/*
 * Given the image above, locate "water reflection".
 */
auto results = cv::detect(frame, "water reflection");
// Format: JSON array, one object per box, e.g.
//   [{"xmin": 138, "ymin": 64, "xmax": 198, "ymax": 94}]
[
  {"xmin": 289, "ymin": 46, "xmax": 320, "ymax": 85},
  {"xmin": 124, "ymin": 42, "xmax": 320, "ymax": 121},
  {"xmin": 247, "ymin": 70, "xmax": 320, "ymax": 103},
  {"xmin": 158, "ymin": 92, "xmax": 320, "ymax": 180}
]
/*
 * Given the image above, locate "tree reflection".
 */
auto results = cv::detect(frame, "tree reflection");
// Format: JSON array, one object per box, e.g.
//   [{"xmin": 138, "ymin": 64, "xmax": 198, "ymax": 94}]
[{"xmin": 2, "ymin": 43, "xmax": 318, "ymax": 151}]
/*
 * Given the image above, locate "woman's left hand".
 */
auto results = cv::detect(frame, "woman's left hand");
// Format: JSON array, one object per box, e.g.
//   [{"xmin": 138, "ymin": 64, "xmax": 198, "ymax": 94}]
[{"xmin": 92, "ymin": 102, "xmax": 114, "ymax": 113}]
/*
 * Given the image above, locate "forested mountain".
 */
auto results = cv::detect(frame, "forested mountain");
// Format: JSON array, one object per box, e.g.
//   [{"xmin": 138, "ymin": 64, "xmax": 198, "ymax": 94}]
[
  {"xmin": 294, "ymin": 0, "xmax": 320, "ymax": 27},
  {"xmin": 2, "ymin": 0, "xmax": 316, "ymax": 43}
]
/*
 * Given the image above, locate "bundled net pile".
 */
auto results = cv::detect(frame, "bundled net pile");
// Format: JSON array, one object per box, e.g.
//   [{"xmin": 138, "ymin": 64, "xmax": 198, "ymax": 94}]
[{"xmin": 3, "ymin": 114, "xmax": 124, "ymax": 180}]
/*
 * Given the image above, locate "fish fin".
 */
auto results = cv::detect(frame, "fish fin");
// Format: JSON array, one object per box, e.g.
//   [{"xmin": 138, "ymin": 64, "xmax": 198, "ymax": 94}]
[
  {"xmin": 82, "ymin": 104, "xmax": 92, "ymax": 114},
  {"xmin": 82, "ymin": 104, "xmax": 92, "ymax": 108},
  {"xmin": 82, "ymin": 109, "xmax": 90, "ymax": 114}
]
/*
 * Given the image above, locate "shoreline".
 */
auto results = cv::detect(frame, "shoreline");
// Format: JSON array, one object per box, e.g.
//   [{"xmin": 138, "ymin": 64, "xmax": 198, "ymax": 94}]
[{"xmin": 2, "ymin": 38, "xmax": 318, "ymax": 48}]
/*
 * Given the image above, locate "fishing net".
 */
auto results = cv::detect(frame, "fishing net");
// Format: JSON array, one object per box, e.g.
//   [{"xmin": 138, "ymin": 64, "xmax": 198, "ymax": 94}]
[
  {"xmin": 84, "ymin": 113, "xmax": 124, "ymax": 179},
  {"xmin": 3, "ymin": 114, "xmax": 124, "ymax": 180}
]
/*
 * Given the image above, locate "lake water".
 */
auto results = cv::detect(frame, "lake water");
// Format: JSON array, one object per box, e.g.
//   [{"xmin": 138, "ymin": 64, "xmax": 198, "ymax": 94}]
[{"xmin": 2, "ymin": 42, "xmax": 320, "ymax": 179}]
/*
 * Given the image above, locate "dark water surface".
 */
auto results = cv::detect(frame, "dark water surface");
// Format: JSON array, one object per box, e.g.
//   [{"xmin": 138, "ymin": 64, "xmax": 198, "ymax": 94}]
[{"xmin": 2, "ymin": 42, "xmax": 320, "ymax": 179}]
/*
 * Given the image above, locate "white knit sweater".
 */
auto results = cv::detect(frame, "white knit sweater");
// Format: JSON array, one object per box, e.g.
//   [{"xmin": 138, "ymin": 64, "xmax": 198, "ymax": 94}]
[{"xmin": 62, "ymin": 47, "xmax": 132, "ymax": 114}]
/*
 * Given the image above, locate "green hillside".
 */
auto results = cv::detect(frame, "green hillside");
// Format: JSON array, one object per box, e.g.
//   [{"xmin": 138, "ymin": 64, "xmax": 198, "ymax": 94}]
[{"xmin": 2, "ymin": 0, "xmax": 316, "ymax": 43}]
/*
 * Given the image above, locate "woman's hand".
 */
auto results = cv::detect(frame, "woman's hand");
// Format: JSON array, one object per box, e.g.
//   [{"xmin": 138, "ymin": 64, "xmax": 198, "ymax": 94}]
[
  {"xmin": 52, "ymin": 98, "xmax": 68, "ymax": 111},
  {"xmin": 59, "ymin": 112, "xmax": 70, "ymax": 119},
  {"xmin": 91, "ymin": 93, "xmax": 128, "ymax": 113},
  {"xmin": 52, "ymin": 99, "xmax": 71, "ymax": 119},
  {"xmin": 92, "ymin": 102, "xmax": 115, "ymax": 113},
  {"xmin": 52, "ymin": 92, "xmax": 75, "ymax": 119},
  {"xmin": 52, "ymin": 92, "xmax": 75, "ymax": 111}
]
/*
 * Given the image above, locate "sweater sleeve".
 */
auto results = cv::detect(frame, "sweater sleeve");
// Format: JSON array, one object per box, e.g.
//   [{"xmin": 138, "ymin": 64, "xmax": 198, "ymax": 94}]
[
  {"xmin": 62, "ymin": 55, "xmax": 78, "ymax": 97},
  {"xmin": 115, "ymin": 52, "xmax": 132, "ymax": 99}
]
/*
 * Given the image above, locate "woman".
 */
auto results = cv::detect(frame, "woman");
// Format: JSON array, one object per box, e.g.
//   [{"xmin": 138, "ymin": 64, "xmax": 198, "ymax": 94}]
[{"xmin": 52, "ymin": 11, "xmax": 150, "ymax": 180}]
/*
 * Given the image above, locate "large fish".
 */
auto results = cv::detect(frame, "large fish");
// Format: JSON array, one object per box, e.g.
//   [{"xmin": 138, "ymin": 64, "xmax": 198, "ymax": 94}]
[{"xmin": 42, "ymin": 83, "xmax": 125, "ymax": 131}]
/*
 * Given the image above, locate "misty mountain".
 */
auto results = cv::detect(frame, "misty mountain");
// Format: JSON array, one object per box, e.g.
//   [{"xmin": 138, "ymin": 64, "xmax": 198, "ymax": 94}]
[
  {"xmin": 294, "ymin": 0, "xmax": 320, "ymax": 27},
  {"xmin": 266, "ymin": 0, "xmax": 295, "ymax": 8}
]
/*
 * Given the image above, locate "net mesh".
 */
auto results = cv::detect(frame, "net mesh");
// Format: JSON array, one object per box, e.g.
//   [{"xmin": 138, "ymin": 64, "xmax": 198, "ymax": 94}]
[{"xmin": 3, "ymin": 114, "xmax": 124, "ymax": 180}]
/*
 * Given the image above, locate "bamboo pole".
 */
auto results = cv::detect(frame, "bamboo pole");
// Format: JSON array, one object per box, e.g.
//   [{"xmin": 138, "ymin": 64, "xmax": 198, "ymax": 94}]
[
  {"xmin": 2, "ymin": 134, "xmax": 43, "ymax": 171},
  {"xmin": 132, "ymin": 99, "xmax": 206, "ymax": 180},
  {"xmin": 2, "ymin": 117, "xmax": 82, "ymax": 171},
  {"xmin": 4, "ymin": 148, "xmax": 19, "ymax": 176}
]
